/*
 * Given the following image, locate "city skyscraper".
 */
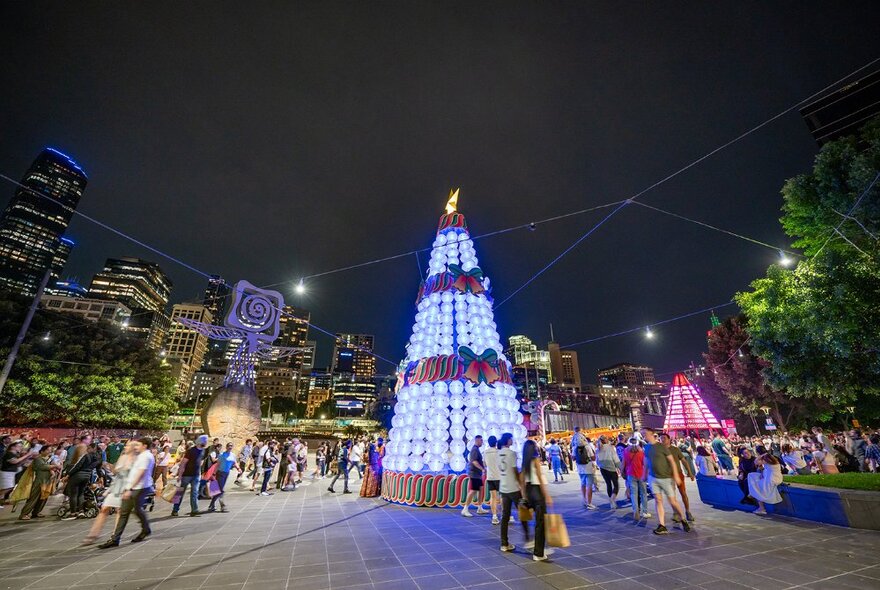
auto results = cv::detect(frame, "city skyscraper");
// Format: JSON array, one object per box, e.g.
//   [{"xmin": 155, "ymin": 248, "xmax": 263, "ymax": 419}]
[
  {"xmin": 598, "ymin": 362, "xmax": 656, "ymax": 388},
  {"xmin": 331, "ymin": 333, "xmax": 375, "ymax": 381},
  {"xmin": 0, "ymin": 148, "xmax": 87, "ymax": 297},
  {"xmin": 549, "ymin": 341, "xmax": 581, "ymax": 388},
  {"xmin": 505, "ymin": 335, "xmax": 552, "ymax": 381},
  {"xmin": 165, "ymin": 303, "xmax": 213, "ymax": 397},
  {"xmin": 88, "ymin": 257, "xmax": 172, "ymax": 312},
  {"xmin": 200, "ymin": 275, "xmax": 231, "ymax": 369}
]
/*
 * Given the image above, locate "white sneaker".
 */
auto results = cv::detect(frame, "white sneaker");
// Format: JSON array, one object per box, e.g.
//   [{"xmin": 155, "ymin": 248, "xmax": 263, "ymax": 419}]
[
  {"xmin": 260, "ymin": 492, "xmax": 271, "ymax": 496},
  {"xmin": 500, "ymin": 544, "xmax": 515, "ymax": 552},
  {"xmin": 524, "ymin": 540, "xmax": 534, "ymax": 550},
  {"xmin": 461, "ymin": 509, "xmax": 473, "ymax": 517},
  {"xmin": 641, "ymin": 512, "xmax": 652, "ymax": 519},
  {"xmin": 586, "ymin": 504, "xmax": 598, "ymax": 510},
  {"xmin": 754, "ymin": 509, "xmax": 767, "ymax": 515},
  {"xmin": 476, "ymin": 507, "xmax": 489, "ymax": 515},
  {"xmin": 491, "ymin": 516, "xmax": 500, "ymax": 525}
]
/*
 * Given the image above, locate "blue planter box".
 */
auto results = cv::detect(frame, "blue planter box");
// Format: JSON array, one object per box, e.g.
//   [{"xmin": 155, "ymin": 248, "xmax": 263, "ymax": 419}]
[{"xmin": 695, "ymin": 475, "xmax": 880, "ymax": 530}]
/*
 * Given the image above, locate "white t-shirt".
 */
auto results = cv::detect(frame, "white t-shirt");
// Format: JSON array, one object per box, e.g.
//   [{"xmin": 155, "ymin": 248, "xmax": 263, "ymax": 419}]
[
  {"xmin": 157, "ymin": 451, "xmax": 170, "ymax": 467},
  {"xmin": 129, "ymin": 451, "xmax": 155, "ymax": 490},
  {"xmin": 350, "ymin": 443, "xmax": 364, "ymax": 463},
  {"xmin": 483, "ymin": 447, "xmax": 501, "ymax": 481},
  {"xmin": 498, "ymin": 447, "xmax": 520, "ymax": 494}
]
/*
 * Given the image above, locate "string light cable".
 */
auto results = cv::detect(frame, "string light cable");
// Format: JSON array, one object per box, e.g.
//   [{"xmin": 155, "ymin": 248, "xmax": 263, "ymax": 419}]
[
  {"xmin": 561, "ymin": 301, "xmax": 738, "ymax": 348},
  {"xmin": 492, "ymin": 57, "xmax": 880, "ymax": 308}
]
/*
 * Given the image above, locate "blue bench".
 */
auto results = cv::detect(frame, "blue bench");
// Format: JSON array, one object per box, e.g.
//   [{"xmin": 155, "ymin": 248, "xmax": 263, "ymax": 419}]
[{"xmin": 695, "ymin": 475, "xmax": 880, "ymax": 530}]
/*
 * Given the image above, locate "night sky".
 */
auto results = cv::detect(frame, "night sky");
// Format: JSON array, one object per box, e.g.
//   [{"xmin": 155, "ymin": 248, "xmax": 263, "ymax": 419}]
[{"xmin": 1, "ymin": 3, "xmax": 878, "ymax": 380}]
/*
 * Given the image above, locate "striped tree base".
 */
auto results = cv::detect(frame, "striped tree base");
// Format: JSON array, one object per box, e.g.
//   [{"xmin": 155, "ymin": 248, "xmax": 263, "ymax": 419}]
[{"xmin": 381, "ymin": 470, "xmax": 490, "ymax": 507}]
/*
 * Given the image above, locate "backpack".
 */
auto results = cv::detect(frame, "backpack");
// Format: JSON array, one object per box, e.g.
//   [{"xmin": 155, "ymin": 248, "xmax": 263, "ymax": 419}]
[
  {"xmin": 338, "ymin": 446, "xmax": 348, "ymax": 463},
  {"xmin": 575, "ymin": 445, "xmax": 592, "ymax": 465}
]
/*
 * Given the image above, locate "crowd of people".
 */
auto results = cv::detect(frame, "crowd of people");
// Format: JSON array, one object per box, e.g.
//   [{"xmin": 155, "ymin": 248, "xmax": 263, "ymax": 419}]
[{"xmin": 0, "ymin": 424, "xmax": 877, "ymax": 559}]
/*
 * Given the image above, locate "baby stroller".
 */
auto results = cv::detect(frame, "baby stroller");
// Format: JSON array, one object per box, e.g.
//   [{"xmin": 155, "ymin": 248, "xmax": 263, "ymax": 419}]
[{"xmin": 57, "ymin": 483, "xmax": 106, "ymax": 519}]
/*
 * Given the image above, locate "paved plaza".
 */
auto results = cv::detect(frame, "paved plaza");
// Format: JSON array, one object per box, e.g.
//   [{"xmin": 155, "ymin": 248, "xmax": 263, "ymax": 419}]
[{"xmin": 1, "ymin": 475, "xmax": 879, "ymax": 590}]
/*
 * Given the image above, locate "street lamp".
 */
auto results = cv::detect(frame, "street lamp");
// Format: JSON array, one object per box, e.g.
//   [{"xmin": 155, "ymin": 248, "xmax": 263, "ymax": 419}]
[
  {"xmin": 778, "ymin": 250, "xmax": 793, "ymax": 267},
  {"xmin": 645, "ymin": 327, "xmax": 654, "ymax": 339},
  {"xmin": 41, "ymin": 331, "xmax": 51, "ymax": 342},
  {"xmin": 295, "ymin": 279, "xmax": 306, "ymax": 295}
]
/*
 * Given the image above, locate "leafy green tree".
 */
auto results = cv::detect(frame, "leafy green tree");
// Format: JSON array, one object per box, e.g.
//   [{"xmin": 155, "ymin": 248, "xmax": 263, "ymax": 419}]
[
  {"xmin": 704, "ymin": 315, "xmax": 830, "ymax": 430},
  {"xmin": 315, "ymin": 398, "xmax": 336, "ymax": 419},
  {"xmin": 260, "ymin": 395, "xmax": 305, "ymax": 421},
  {"xmin": 737, "ymin": 117, "xmax": 880, "ymax": 412},
  {"xmin": 0, "ymin": 295, "xmax": 177, "ymax": 429}
]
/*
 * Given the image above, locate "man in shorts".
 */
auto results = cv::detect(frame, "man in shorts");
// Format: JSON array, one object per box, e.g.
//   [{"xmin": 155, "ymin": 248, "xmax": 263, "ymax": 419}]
[
  {"xmin": 461, "ymin": 435, "xmax": 488, "ymax": 517},
  {"xmin": 642, "ymin": 428, "xmax": 690, "ymax": 535},
  {"xmin": 571, "ymin": 427, "xmax": 597, "ymax": 510},
  {"xmin": 483, "ymin": 435, "xmax": 501, "ymax": 525}
]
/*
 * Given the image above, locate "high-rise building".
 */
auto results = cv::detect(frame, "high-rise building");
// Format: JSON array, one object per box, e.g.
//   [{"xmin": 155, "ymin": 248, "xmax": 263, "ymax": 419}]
[
  {"xmin": 45, "ymin": 278, "xmax": 88, "ymax": 298},
  {"xmin": 88, "ymin": 257, "xmax": 172, "ymax": 313},
  {"xmin": 511, "ymin": 366, "xmax": 549, "ymax": 401},
  {"xmin": 187, "ymin": 369, "xmax": 226, "ymax": 403},
  {"xmin": 278, "ymin": 305, "xmax": 311, "ymax": 373},
  {"xmin": 89, "ymin": 257, "xmax": 173, "ymax": 350},
  {"xmin": 800, "ymin": 69, "xmax": 880, "ymax": 146},
  {"xmin": 505, "ymin": 335, "xmax": 552, "ymax": 381},
  {"xmin": 200, "ymin": 275, "xmax": 231, "ymax": 369},
  {"xmin": 331, "ymin": 333, "xmax": 375, "ymax": 381},
  {"xmin": 548, "ymin": 342, "xmax": 581, "ymax": 388},
  {"xmin": 165, "ymin": 304, "xmax": 213, "ymax": 397},
  {"xmin": 598, "ymin": 362, "xmax": 656, "ymax": 389},
  {"xmin": 0, "ymin": 148, "xmax": 87, "ymax": 297},
  {"xmin": 256, "ymin": 365, "xmax": 297, "ymax": 399}
]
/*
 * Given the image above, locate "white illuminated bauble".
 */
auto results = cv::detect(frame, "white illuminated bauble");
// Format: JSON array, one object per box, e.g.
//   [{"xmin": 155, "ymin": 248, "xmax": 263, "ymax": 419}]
[
  {"xmin": 450, "ymin": 409, "xmax": 465, "ymax": 424},
  {"xmin": 450, "ymin": 424, "xmax": 466, "ymax": 439},
  {"xmin": 408, "ymin": 454, "xmax": 425, "ymax": 472},
  {"xmin": 449, "ymin": 394, "xmax": 464, "ymax": 409},
  {"xmin": 515, "ymin": 424, "xmax": 527, "ymax": 439},
  {"xmin": 411, "ymin": 440, "xmax": 425, "ymax": 456},
  {"xmin": 449, "ymin": 455, "xmax": 466, "ymax": 472},
  {"xmin": 431, "ymin": 380, "xmax": 448, "ymax": 395},
  {"xmin": 435, "ymin": 234, "xmax": 447, "ymax": 246},
  {"xmin": 450, "ymin": 440, "xmax": 466, "ymax": 455},
  {"xmin": 432, "ymin": 396, "xmax": 448, "ymax": 410},
  {"xmin": 449, "ymin": 380, "xmax": 464, "ymax": 395},
  {"xmin": 419, "ymin": 382, "xmax": 433, "ymax": 396},
  {"xmin": 398, "ymin": 441, "xmax": 412, "ymax": 456},
  {"xmin": 428, "ymin": 457, "xmax": 445, "ymax": 472}
]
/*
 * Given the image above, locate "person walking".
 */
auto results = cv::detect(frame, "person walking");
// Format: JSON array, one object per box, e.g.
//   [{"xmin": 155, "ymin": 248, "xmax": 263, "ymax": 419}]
[
  {"xmin": 571, "ymin": 427, "xmax": 597, "ymax": 509},
  {"xmin": 328, "ymin": 440, "xmax": 352, "ymax": 494},
  {"xmin": 520, "ymin": 439, "xmax": 553, "ymax": 562},
  {"xmin": 83, "ymin": 441, "xmax": 136, "ymax": 544},
  {"xmin": 349, "ymin": 439, "xmax": 365, "ymax": 480},
  {"xmin": 662, "ymin": 433, "xmax": 695, "ymax": 522},
  {"xmin": 235, "ymin": 439, "xmax": 253, "ymax": 484},
  {"xmin": 497, "ymin": 433, "xmax": 526, "ymax": 552},
  {"xmin": 483, "ymin": 435, "xmax": 501, "ymax": 524},
  {"xmin": 61, "ymin": 443, "xmax": 102, "ymax": 520},
  {"xmin": 249, "ymin": 441, "xmax": 266, "ymax": 491},
  {"xmin": 259, "ymin": 440, "xmax": 278, "ymax": 496},
  {"xmin": 18, "ymin": 445, "xmax": 59, "ymax": 521},
  {"xmin": 153, "ymin": 444, "xmax": 171, "ymax": 491},
  {"xmin": 547, "ymin": 438, "xmax": 564, "ymax": 483},
  {"xmin": 172, "ymin": 434, "xmax": 208, "ymax": 517},
  {"xmin": 98, "ymin": 437, "xmax": 155, "ymax": 548},
  {"xmin": 208, "ymin": 443, "xmax": 241, "ymax": 511},
  {"xmin": 641, "ymin": 428, "xmax": 689, "ymax": 535},
  {"xmin": 1, "ymin": 441, "xmax": 36, "ymax": 507},
  {"xmin": 622, "ymin": 437, "xmax": 649, "ymax": 520},
  {"xmin": 596, "ymin": 436, "xmax": 621, "ymax": 510},
  {"xmin": 461, "ymin": 435, "xmax": 488, "ymax": 517},
  {"xmin": 311, "ymin": 443, "xmax": 327, "ymax": 479}
]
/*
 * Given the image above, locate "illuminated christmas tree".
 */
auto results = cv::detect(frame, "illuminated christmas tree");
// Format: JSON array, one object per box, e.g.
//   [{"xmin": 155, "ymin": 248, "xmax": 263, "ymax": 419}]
[
  {"xmin": 382, "ymin": 191, "xmax": 525, "ymax": 503},
  {"xmin": 663, "ymin": 372, "xmax": 722, "ymax": 434}
]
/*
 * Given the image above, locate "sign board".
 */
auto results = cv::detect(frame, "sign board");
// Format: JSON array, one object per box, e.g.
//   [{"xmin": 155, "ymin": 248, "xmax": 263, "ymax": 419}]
[
  {"xmin": 722, "ymin": 419, "xmax": 737, "ymax": 435},
  {"xmin": 765, "ymin": 417, "xmax": 777, "ymax": 431},
  {"xmin": 336, "ymin": 399, "xmax": 364, "ymax": 410}
]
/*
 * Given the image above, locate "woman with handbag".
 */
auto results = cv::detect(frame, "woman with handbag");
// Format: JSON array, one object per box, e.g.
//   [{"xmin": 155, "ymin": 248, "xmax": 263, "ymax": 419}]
[
  {"xmin": 519, "ymin": 439, "xmax": 553, "ymax": 562},
  {"xmin": 82, "ymin": 441, "xmax": 136, "ymax": 544},
  {"xmin": 18, "ymin": 445, "xmax": 59, "ymax": 521}
]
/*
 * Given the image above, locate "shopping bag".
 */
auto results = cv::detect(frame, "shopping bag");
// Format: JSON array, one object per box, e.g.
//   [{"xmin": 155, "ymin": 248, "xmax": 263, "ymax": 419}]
[
  {"xmin": 207, "ymin": 478, "xmax": 222, "ymax": 497},
  {"xmin": 517, "ymin": 502, "xmax": 533, "ymax": 522},
  {"xmin": 545, "ymin": 513, "xmax": 571, "ymax": 548},
  {"xmin": 161, "ymin": 483, "xmax": 181, "ymax": 503}
]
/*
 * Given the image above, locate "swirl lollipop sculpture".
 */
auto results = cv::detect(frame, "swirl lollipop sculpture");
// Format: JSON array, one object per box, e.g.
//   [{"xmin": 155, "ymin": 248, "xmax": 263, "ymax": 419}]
[{"xmin": 175, "ymin": 280, "xmax": 304, "ymax": 389}]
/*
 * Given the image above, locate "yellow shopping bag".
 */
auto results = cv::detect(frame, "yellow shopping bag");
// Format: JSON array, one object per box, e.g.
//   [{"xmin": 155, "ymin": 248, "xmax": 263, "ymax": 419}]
[{"xmin": 545, "ymin": 513, "xmax": 570, "ymax": 548}]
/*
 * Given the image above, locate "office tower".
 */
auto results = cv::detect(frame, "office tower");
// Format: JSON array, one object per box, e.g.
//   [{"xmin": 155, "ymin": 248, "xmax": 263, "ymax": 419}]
[
  {"xmin": 89, "ymin": 257, "xmax": 173, "ymax": 350},
  {"xmin": 278, "ymin": 305, "xmax": 311, "ymax": 372},
  {"xmin": 200, "ymin": 275, "xmax": 231, "ymax": 368},
  {"xmin": 45, "ymin": 279, "xmax": 88, "ymax": 298},
  {"xmin": 0, "ymin": 148, "xmax": 87, "ymax": 297},
  {"xmin": 505, "ymin": 335, "xmax": 552, "ymax": 381},
  {"xmin": 40, "ymin": 295, "xmax": 131, "ymax": 328},
  {"xmin": 256, "ymin": 365, "xmax": 297, "ymax": 399},
  {"xmin": 597, "ymin": 362, "xmax": 656, "ymax": 388},
  {"xmin": 188, "ymin": 369, "xmax": 226, "ymax": 403},
  {"xmin": 88, "ymin": 257, "xmax": 172, "ymax": 312},
  {"xmin": 800, "ymin": 69, "xmax": 880, "ymax": 146},
  {"xmin": 165, "ymin": 304, "xmax": 213, "ymax": 397},
  {"xmin": 548, "ymin": 341, "xmax": 581, "ymax": 388},
  {"xmin": 331, "ymin": 333, "xmax": 375, "ymax": 381}
]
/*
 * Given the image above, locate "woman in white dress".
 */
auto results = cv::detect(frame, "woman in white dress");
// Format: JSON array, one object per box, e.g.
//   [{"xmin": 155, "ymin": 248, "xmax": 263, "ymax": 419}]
[
  {"xmin": 82, "ymin": 441, "xmax": 136, "ymax": 545},
  {"xmin": 811, "ymin": 443, "xmax": 839, "ymax": 474},
  {"xmin": 747, "ymin": 453, "xmax": 784, "ymax": 515}
]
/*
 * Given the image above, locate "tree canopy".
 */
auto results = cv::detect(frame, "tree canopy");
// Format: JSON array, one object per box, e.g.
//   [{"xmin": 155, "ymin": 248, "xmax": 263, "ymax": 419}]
[
  {"xmin": 0, "ymin": 295, "xmax": 177, "ymax": 429},
  {"xmin": 736, "ymin": 117, "xmax": 880, "ymax": 413}
]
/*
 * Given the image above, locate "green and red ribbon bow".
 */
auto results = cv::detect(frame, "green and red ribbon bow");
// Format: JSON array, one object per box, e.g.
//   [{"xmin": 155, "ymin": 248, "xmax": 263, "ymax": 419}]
[
  {"xmin": 458, "ymin": 346, "xmax": 501, "ymax": 385},
  {"xmin": 448, "ymin": 264, "xmax": 486, "ymax": 295}
]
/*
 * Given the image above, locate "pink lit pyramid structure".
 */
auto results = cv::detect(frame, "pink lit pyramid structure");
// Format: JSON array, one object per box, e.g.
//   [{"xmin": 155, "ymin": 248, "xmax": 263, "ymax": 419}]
[
  {"xmin": 663, "ymin": 373, "xmax": 722, "ymax": 433},
  {"xmin": 381, "ymin": 191, "xmax": 525, "ymax": 507}
]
